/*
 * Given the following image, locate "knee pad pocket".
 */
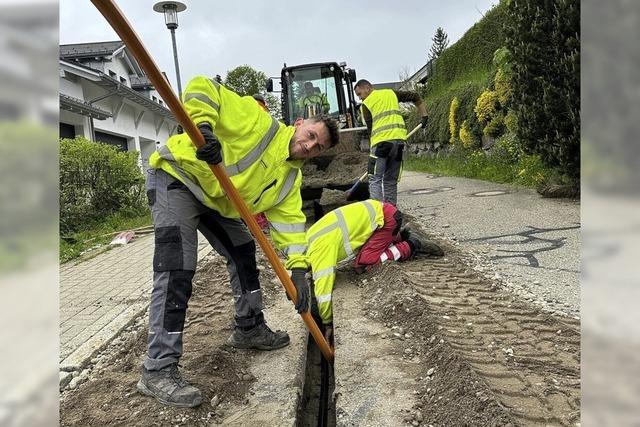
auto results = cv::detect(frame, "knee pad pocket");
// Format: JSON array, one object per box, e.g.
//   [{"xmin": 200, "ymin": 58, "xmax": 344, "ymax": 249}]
[
  {"xmin": 164, "ymin": 270, "xmax": 194, "ymax": 332},
  {"xmin": 154, "ymin": 226, "xmax": 183, "ymax": 271},
  {"xmin": 234, "ymin": 240, "xmax": 260, "ymax": 292}
]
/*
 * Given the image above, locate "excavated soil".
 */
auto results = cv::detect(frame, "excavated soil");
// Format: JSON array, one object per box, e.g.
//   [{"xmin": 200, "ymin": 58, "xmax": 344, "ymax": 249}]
[
  {"xmin": 349, "ymin": 237, "xmax": 580, "ymax": 426},
  {"xmin": 301, "ymin": 151, "xmax": 368, "ymax": 189},
  {"xmin": 60, "ymin": 252, "xmax": 286, "ymax": 426},
  {"xmin": 61, "ymin": 225, "xmax": 580, "ymax": 426}
]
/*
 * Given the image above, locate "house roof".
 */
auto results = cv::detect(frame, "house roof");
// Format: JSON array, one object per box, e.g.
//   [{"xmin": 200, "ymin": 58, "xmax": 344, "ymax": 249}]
[
  {"xmin": 60, "ymin": 41, "xmax": 125, "ymax": 60},
  {"xmin": 60, "ymin": 59, "xmax": 175, "ymax": 120},
  {"xmin": 60, "ymin": 93, "xmax": 112, "ymax": 120}
]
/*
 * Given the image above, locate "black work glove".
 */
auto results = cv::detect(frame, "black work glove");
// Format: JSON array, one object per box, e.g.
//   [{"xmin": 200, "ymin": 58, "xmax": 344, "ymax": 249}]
[
  {"xmin": 291, "ymin": 268, "xmax": 310, "ymax": 313},
  {"xmin": 420, "ymin": 115, "xmax": 429, "ymax": 129},
  {"xmin": 195, "ymin": 123, "xmax": 222, "ymax": 164}
]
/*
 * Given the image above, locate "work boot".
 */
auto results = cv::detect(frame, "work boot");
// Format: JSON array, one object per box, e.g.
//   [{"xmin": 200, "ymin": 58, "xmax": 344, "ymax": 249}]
[
  {"xmin": 136, "ymin": 364, "xmax": 202, "ymax": 408},
  {"xmin": 406, "ymin": 228, "xmax": 444, "ymax": 257},
  {"xmin": 227, "ymin": 323, "xmax": 290, "ymax": 350}
]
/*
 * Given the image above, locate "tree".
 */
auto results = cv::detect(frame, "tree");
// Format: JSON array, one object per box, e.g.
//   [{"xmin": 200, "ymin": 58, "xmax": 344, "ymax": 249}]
[
  {"xmin": 223, "ymin": 65, "xmax": 268, "ymax": 97},
  {"xmin": 428, "ymin": 27, "xmax": 449, "ymax": 61},
  {"xmin": 505, "ymin": 0, "xmax": 580, "ymax": 182}
]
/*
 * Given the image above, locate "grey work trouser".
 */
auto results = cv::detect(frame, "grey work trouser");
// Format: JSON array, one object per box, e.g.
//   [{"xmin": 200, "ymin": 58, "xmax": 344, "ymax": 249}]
[
  {"xmin": 144, "ymin": 169, "xmax": 264, "ymax": 370},
  {"xmin": 368, "ymin": 140, "xmax": 404, "ymax": 205}
]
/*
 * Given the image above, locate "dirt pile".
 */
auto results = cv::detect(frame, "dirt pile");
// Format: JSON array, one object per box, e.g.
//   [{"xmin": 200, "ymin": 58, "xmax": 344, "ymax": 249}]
[
  {"xmin": 349, "ymin": 238, "xmax": 580, "ymax": 426},
  {"xmin": 60, "ymin": 252, "xmax": 293, "ymax": 427}
]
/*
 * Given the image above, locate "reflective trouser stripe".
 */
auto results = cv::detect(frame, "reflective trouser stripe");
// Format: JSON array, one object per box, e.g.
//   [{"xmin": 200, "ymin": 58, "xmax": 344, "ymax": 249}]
[{"xmin": 389, "ymin": 245, "xmax": 401, "ymax": 260}]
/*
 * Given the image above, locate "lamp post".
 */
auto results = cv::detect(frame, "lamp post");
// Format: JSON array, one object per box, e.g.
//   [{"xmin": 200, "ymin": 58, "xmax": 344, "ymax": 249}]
[{"xmin": 153, "ymin": 1, "xmax": 187, "ymax": 97}]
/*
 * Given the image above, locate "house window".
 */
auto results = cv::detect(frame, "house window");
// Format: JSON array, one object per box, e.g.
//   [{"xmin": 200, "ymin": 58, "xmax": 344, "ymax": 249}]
[
  {"xmin": 120, "ymin": 76, "xmax": 127, "ymax": 84},
  {"xmin": 152, "ymin": 96, "xmax": 158, "ymax": 102},
  {"xmin": 108, "ymin": 70, "xmax": 117, "ymax": 78},
  {"xmin": 159, "ymin": 99, "xmax": 164, "ymax": 106}
]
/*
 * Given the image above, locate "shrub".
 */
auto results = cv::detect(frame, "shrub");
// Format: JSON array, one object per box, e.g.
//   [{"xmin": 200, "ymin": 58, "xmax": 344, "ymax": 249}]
[
  {"xmin": 475, "ymin": 89, "xmax": 499, "ymax": 122},
  {"xmin": 504, "ymin": 109, "xmax": 518, "ymax": 133},
  {"xmin": 459, "ymin": 120, "xmax": 477, "ymax": 148},
  {"xmin": 494, "ymin": 68, "xmax": 513, "ymax": 106},
  {"xmin": 60, "ymin": 137, "xmax": 147, "ymax": 234},
  {"xmin": 505, "ymin": 0, "xmax": 580, "ymax": 181},
  {"xmin": 448, "ymin": 97, "xmax": 460, "ymax": 144}
]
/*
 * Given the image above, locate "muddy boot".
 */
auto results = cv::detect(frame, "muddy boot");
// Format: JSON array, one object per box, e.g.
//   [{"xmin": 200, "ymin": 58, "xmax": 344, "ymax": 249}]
[
  {"xmin": 406, "ymin": 229, "xmax": 444, "ymax": 257},
  {"xmin": 227, "ymin": 323, "xmax": 290, "ymax": 350},
  {"xmin": 136, "ymin": 364, "xmax": 202, "ymax": 408}
]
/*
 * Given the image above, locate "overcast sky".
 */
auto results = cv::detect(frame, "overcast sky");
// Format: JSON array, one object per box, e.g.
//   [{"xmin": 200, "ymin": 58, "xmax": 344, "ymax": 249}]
[{"xmin": 60, "ymin": 0, "xmax": 497, "ymax": 87}]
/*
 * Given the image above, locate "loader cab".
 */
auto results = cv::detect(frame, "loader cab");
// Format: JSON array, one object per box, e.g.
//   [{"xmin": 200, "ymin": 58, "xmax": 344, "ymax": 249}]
[{"xmin": 267, "ymin": 62, "xmax": 358, "ymax": 127}]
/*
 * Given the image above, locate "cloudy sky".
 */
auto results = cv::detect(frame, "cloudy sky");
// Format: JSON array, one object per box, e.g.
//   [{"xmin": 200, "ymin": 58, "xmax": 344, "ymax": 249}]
[{"xmin": 60, "ymin": 0, "xmax": 496, "ymax": 87}]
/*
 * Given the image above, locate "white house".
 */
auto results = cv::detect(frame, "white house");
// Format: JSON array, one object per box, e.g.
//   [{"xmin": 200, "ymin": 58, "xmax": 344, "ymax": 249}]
[{"xmin": 59, "ymin": 40, "xmax": 178, "ymax": 168}]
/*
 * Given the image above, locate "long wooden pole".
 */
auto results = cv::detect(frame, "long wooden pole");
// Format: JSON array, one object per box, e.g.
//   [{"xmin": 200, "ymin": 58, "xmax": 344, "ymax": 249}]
[{"xmin": 89, "ymin": 0, "xmax": 334, "ymax": 362}]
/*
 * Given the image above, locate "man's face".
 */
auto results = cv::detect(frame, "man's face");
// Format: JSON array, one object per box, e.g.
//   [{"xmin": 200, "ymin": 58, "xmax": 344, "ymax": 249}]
[
  {"xmin": 354, "ymin": 86, "xmax": 371, "ymax": 101},
  {"xmin": 289, "ymin": 118, "xmax": 331, "ymax": 160}
]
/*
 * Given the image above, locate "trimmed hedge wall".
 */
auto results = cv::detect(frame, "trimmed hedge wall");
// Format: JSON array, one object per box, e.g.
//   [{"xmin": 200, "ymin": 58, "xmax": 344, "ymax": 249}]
[{"xmin": 422, "ymin": 2, "xmax": 507, "ymax": 146}]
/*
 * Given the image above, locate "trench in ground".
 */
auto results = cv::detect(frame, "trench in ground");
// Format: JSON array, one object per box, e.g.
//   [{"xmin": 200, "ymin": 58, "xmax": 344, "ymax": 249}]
[{"xmin": 297, "ymin": 332, "xmax": 336, "ymax": 427}]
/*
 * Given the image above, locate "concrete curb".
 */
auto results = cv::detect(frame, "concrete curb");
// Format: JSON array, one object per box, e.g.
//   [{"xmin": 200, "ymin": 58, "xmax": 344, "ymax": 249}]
[{"xmin": 59, "ymin": 301, "xmax": 149, "ymax": 388}]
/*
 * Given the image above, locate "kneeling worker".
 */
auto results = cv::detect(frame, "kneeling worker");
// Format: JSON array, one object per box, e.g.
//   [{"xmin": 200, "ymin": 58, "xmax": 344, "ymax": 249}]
[{"xmin": 290, "ymin": 200, "xmax": 443, "ymax": 341}]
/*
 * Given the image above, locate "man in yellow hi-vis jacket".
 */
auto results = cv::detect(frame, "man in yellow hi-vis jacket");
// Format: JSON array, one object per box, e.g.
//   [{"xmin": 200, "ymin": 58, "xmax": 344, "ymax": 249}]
[
  {"xmin": 300, "ymin": 200, "xmax": 443, "ymax": 342},
  {"xmin": 137, "ymin": 75, "xmax": 339, "ymax": 408},
  {"xmin": 354, "ymin": 79, "xmax": 428, "ymax": 205}
]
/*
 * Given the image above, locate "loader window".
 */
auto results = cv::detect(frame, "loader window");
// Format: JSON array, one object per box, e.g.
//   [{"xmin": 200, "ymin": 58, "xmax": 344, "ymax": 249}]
[{"xmin": 285, "ymin": 66, "xmax": 341, "ymax": 124}]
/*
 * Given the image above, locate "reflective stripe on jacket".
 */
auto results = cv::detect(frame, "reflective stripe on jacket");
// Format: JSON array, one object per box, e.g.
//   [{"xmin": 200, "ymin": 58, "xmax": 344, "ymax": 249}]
[
  {"xmin": 305, "ymin": 200, "xmax": 384, "ymax": 324},
  {"xmin": 148, "ymin": 76, "xmax": 308, "ymax": 269},
  {"xmin": 363, "ymin": 89, "xmax": 407, "ymax": 147}
]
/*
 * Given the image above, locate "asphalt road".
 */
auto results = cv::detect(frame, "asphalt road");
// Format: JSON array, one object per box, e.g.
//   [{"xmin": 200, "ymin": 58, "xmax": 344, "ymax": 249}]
[{"xmin": 397, "ymin": 171, "xmax": 580, "ymax": 317}]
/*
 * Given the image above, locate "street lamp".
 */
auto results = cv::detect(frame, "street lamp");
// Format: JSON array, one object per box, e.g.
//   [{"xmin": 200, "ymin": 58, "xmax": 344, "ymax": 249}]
[{"xmin": 153, "ymin": 1, "xmax": 187, "ymax": 97}]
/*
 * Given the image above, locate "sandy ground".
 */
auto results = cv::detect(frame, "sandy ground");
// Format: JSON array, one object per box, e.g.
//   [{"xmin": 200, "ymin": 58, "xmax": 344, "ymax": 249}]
[{"xmin": 60, "ymin": 225, "xmax": 579, "ymax": 426}]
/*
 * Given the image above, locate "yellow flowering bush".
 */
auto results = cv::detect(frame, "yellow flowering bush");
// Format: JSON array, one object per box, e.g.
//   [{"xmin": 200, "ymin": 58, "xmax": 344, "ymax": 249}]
[
  {"xmin": 448, "ymin": 97, "xmax": 460, "ymax": 144},
  {"xmin": 474, "ymin": 89, "xmax": 499, "ymax": 122},
  {"xmin": 459, "ymin": 120, "xmax": 476, "ymax": 148},
  {"xmin": 494, "ymin": 68, "xmax": 513, "ymax": 105}
]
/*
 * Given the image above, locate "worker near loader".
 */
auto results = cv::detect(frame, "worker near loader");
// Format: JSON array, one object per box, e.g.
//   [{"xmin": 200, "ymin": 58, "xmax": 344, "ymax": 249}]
[
  {"xmin": 299, "ymin": 81, "xmax": 330, "ymax": 117},
  {"xmin": 138, "ymin": 75, "xmax": 339, "ymax": 408},
  {"xmin": 354, "ymin": 79, "xmax": 429, "ymax": 205},
  {"xmin": 293, "ymin": 199, "xmax": 443, "ymax": 342}
]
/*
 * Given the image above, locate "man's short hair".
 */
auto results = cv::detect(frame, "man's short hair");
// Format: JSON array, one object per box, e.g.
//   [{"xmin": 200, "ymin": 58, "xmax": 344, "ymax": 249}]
[
  {"xmin": 252, "ymin": 93, "xmax": 266, "ymax": 103},
  {"xmin": 354, "ymin": 79, "xmax": 373, "ymax": 90},
  {"xmin": 309, "ymin": 114, "xmax": 340, "ymax": 148}
]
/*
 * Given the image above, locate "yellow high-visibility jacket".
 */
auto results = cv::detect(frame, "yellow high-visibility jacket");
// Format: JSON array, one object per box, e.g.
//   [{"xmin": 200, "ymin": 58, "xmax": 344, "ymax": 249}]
[
  {"xmin": 149, "ymin": 76, "xmax": 308, "ymax": 269},
  {"xmin": 305, "ymin": 200, "xmax": 384, "ymax": 324},
  {"xmin": 363, "ymin": 89, "xmax": 407, "ymax": 147}
]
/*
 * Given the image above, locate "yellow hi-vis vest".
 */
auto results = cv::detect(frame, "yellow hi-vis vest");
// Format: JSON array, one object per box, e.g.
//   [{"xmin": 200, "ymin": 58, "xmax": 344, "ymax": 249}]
[
  {"xmin": 363, "ymin": 89, "xmax": 407, "ymax": 147},
  {"xmin": 305, "ymin": 200, "xmax": 384, "ymax": 324},
  {"xmin": 148, "ymin": 76, "xmax": 309, "ymax": 269}
]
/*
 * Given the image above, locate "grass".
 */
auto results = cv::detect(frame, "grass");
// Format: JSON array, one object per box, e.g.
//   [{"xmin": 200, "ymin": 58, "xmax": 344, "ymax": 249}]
[
  {"xmin": 404, "ymin": 146, "xmax": 559, "ymax": 188},
  {"xmin": 60, "ymin": 210, "xmax": 152, "ymax": 264}
]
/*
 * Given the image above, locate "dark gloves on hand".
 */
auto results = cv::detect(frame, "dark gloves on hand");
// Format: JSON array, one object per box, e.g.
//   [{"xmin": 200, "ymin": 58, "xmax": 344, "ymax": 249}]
[
  {"xmin": 195, "ymin": 123, "xmax": 222, "ymax": 164},
  {"xmin": 291, "ymin": 269, "xmax": 310, "ymax": 313},
  {"xmin": 420, "ymin": 115, "xmax": 429, "ymax": 129}
]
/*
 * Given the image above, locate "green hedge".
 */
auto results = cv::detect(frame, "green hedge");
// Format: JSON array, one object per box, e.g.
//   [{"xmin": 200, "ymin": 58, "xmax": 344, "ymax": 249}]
[
  {"xmin": 421, "ymin": 2, "xmax": 507, "ymax": 146},
  {"xmin": 424, "ymin": 2, "xmax": 507, "ymax": 100},
  {"xmin": 60, "ymin": 137, "xmax": 147, "ymax": 235},
  {"xmin": 505, "ymin": 0, "xmax": 580, "ymax": 181}
]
